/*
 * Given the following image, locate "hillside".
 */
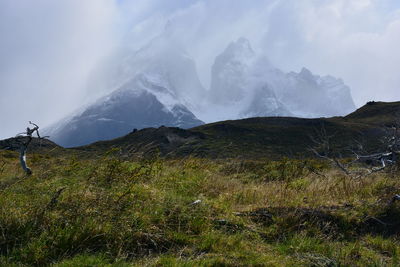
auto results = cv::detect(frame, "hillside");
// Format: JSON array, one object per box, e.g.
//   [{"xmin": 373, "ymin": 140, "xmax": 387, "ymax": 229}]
[
  {"xmin": 344, "ymin": 101, "xmax": 400, "ymax": 125},
  {"xmin": 2, "ymin": 101, "xmax": 399, "ymax": 160},
  {"xmin": 0, "ymin": 136, "xmax": 62, "ymax": 153},
  {"xmin": 76, "ymin": 101, "xmax": 400, "ymax": 159}
]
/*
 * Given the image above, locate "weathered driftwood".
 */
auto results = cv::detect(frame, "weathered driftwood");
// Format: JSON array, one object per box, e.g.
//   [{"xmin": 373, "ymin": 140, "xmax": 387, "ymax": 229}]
[
  {"xmin": 16, "ymin": 121, "xmax": 45, "ymax": 175},
  {"xmin": 19, "ymin": 144, "xmax": 32, "ymax": 175}
]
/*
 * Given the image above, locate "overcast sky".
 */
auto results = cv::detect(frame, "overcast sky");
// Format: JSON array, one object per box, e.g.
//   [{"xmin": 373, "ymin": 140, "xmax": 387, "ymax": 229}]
[{"xmin": 1, "ymin": 0, "xmax": 400, "ymax": 138}]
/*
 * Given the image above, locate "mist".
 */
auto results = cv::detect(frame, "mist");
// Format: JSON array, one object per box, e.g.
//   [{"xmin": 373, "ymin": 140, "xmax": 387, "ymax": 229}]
[{"xmin": 1, "ymin": 0, "xmax": 400, "ymax": 139}]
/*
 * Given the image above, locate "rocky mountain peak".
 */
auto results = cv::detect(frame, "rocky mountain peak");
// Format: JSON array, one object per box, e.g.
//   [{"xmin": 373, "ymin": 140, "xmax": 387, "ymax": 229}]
[
  {"xmin": 46, "ymin": 35, "xmax": 356, "ymax": 147},
  {"xmin": 223, "ymin": 37, "xmax": 255, "ymax": 62}
]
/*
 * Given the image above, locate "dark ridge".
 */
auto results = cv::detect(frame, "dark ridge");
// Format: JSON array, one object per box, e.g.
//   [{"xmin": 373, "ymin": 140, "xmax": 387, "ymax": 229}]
[
  {"xmin": 0, "ymin": 137, "xmax": 61, "ymax": 153},
  {"xmin": 76, "ymin": 126, "xmax": 207, "ymax": 158},
  {"xmin": 2, "ymin": 101, "xmax": 399, "ymax": 159},
  {"xmin": 345, "ymin": 101, "xmax": 400, "ymax": 125}
]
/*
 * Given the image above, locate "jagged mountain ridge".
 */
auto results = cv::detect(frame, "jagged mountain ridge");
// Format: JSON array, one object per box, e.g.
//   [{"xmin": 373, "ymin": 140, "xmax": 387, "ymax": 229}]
[
  {"xmin": 209, "ymin": 38, "xmax": 355, "ymax": 119},
  {"xmin": 46, "ymin": 35, "xmax": 356, "ymax": 147}
]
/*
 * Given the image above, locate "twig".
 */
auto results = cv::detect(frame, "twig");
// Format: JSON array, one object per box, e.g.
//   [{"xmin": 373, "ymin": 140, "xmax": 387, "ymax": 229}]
[
  {"xmin": 45, "ymin": 187, "xmax": 66, "ymax": 210},
  {"xmin": 35, "ymin": 187, "xmax": 66, "ymax": 226}
]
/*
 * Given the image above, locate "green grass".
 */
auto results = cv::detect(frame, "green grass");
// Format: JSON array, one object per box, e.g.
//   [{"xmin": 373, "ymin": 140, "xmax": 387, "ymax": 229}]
[{"xmin": 1, "ymin": 149, "xmax": 400, "ymax": 266}]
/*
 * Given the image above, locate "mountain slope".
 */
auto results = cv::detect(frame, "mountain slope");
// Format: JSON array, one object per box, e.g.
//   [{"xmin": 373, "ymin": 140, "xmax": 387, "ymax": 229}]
[
  {"xmin": 111, "ymin": 33, "xmax": 206, "ymax": 111},
  {"xmin": 46, "ymin": 77, "xmax": 203, "ymax": 147},
  {"xmin": 76, "ymin": 101, "xmax": 399, "ymax": 159},
  {"xmin": 46, "ymin": 34, "xmax": 206, "ymax": 148},
  {"xmin": 344, "ymin": 101, "xmax": 400, "ymax": 125},
  {"xmin": 0, "ymin": 137, "xmax": 61, "ymax": 153}
]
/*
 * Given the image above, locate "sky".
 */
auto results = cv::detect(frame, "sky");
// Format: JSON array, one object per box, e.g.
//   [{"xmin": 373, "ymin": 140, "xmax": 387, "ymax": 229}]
[{"xmin": 1, "ymin": 0, "xmax": 400, "ymax": 138}]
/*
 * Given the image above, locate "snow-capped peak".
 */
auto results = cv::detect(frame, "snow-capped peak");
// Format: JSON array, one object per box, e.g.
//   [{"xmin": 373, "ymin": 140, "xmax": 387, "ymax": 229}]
[
  {"xmin": 220, "ymin": 37, "xmax": 256, "ymax": 66},
  {"xmin": 47, "ymin": 34, "xmax": 356, "ymax": 147},
  {"xmin": 208, "ymin": 38, "xmax": 356, "ymax": 119},
  {"xmin": 299, "ymin": 67, "xmax": 314, "ymax": 80}
]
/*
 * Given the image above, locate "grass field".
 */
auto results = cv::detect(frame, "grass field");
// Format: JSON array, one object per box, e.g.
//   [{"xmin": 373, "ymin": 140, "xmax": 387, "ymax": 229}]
[{"xmin": 1, "ymin": 148, "xmax": 400, "ymax": 266}]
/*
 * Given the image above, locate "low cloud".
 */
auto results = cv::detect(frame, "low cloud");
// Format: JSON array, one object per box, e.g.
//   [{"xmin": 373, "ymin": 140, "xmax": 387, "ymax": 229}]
[
  {"xmin": 0, "ymin": 0, "xmax": 118, "ymax": 138},
  {"xmin": 1, "ymin": 0, "xmax": 399, "ymax": 138}
]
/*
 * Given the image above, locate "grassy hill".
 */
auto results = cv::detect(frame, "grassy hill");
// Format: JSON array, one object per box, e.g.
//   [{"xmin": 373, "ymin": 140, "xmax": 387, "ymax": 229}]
[
  {"xmin": 344, "ymin": 101, "xmax": 400, "ymax": 125},
  {"xmin": 0, "ymin": 136, "xmax": 61, "ymax": 153},
  {"xmin": 1, "ymin": 149, "xmax": 400, "ymax": 266},
  {"xmin": 75, "ymin": 101, "xmax": 400, "ymax": 159}
]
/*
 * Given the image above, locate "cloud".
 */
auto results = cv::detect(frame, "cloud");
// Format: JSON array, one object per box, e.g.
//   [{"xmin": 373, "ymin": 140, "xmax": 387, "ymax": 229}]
[
  {"xmin": 1, "ymin": 0, "xmax": 399, "ymax": 138},
  {"xmin": 0, "ymin": 0, "xmax": 118, "ymax": 138},
  {"xmin": 117, "ymin": 0, "xmax": 400, "ymax": 107},
  {"xmin": 257, "ymin": 0, "xmax": 400, "ymax": 105}
]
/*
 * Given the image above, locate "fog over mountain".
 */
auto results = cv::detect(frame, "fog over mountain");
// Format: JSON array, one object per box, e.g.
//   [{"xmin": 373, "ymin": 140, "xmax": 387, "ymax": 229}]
[
  {"xmin": 1, "ymin": 0, "xmax": 400, "ymax": 139},
  {"xmin": 47, "ymin": 32, "xmax": 355, "ymax": 147},
  {"xmin": 208, "ymin": 38, "xmax": 355, "ymax": 120},
  {"xmin": 46, "ymin": 32, "xmax": 206, "ymax": 147},
  {"xmin": 47, "ymin": 79, "xmax": 203, "ymax": 147}
]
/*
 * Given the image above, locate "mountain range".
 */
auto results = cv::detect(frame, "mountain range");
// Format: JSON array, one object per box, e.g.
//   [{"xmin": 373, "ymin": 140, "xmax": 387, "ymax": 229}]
[{"xmin": 45, "ymin": 33, "xmax": 356, "ymax": 147}]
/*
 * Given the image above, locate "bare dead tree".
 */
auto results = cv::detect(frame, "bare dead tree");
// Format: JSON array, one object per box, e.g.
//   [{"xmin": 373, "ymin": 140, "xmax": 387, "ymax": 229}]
[
  {"xmin": 15, "ymin": 121, "xmax": 48, "ymax": 175},
  {"xmin": 309, "ymin": 124, "xmax": 352, "ymax": 176},
  {"xmin": 353, "ymin": 119, "xmax": 400, "ymax": 178},
  {"xmin": 309, "ymin": 123, "xmax": 400, "ymax": 180}
]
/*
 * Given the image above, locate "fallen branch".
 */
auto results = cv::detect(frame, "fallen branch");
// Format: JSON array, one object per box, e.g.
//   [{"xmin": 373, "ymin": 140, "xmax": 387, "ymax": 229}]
[
  {"xmin": 45, "ymin": 187, "xmax": 66, "ymax": 210},
  {"xmin": 35, "ymin": 187, "xmax": 66, "ymax": 227}
]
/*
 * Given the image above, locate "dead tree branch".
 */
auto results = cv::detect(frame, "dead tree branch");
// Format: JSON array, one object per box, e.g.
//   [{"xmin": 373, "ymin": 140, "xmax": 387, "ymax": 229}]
[
  {"xmin": 309, "ymin": 122, "xmax": 400, "ymax": 179},
  {"xmin": 15, "ymin": 121, "xmax": 48, "ymax": 175}
]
